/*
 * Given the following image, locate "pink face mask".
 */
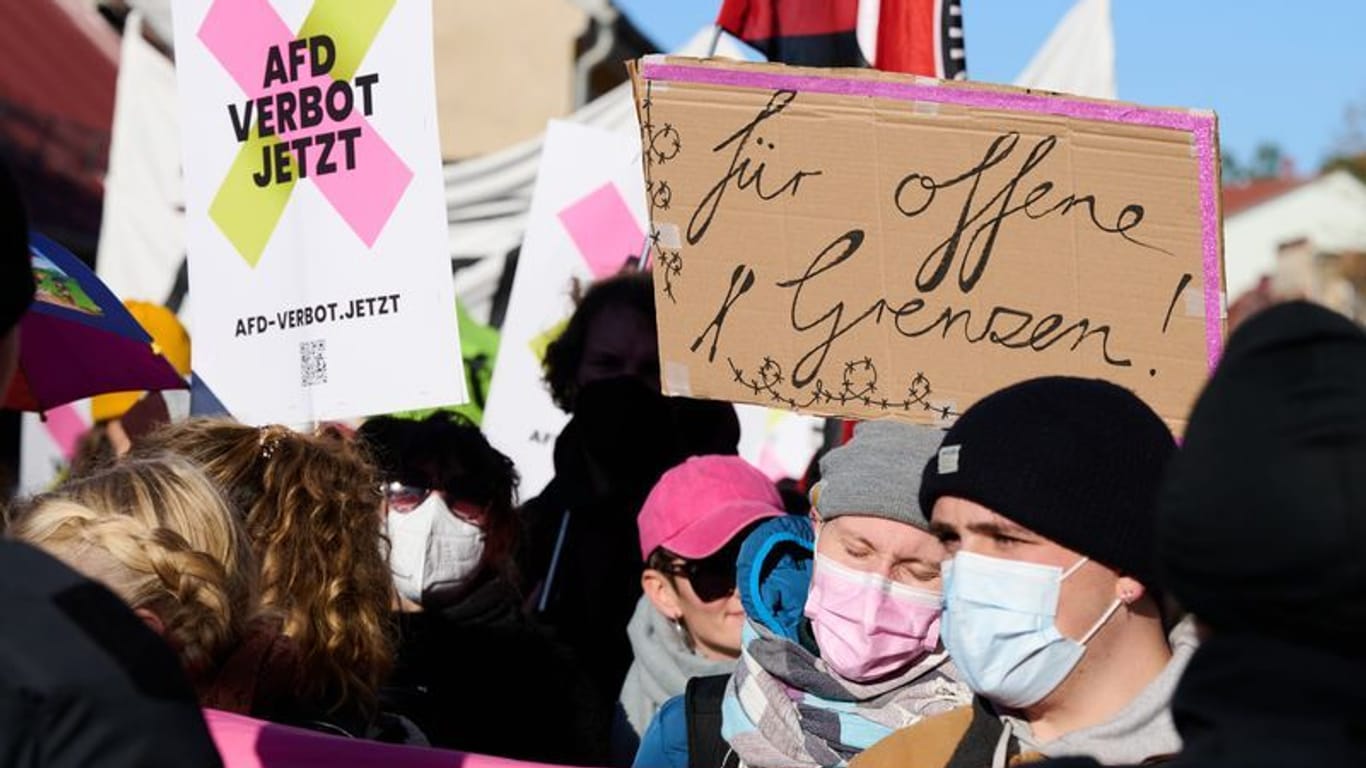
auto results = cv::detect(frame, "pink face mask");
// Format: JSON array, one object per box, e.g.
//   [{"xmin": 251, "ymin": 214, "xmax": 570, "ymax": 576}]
[{"xmin": 803, "ymin": 550, "xmax": 943, "ymax": 682}]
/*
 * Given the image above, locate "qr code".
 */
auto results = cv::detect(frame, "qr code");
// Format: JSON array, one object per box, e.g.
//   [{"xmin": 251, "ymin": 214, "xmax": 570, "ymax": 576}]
[{"xmin": 300, "ymin": 340, "xmax": 327, "ymax": 387}]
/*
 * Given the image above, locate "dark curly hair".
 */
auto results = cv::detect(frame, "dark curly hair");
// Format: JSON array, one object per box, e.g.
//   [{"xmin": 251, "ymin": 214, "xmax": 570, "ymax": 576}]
[
  {"xmin": 357, "ymin": 413, "xmax": 522, "ymax": 588},
  {"xmin": 542, "ymin": 271, "xmax": 656, "ymax": 412}
]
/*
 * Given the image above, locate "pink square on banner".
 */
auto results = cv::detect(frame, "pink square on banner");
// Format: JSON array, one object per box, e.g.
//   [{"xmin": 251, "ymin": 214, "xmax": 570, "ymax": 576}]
[
  {"xmin": 43, "ymin": 403, "xmax": 89, "ymax": 460},
  {"xmin": 557, "ymin": 183, "xmax": 644, "ymax": 279}
]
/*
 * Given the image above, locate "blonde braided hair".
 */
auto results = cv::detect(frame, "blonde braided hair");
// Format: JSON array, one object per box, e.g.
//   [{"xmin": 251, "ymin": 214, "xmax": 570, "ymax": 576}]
[{"xmin": 8, "ymin": 456, "xmax": 255, "ymax": 678}]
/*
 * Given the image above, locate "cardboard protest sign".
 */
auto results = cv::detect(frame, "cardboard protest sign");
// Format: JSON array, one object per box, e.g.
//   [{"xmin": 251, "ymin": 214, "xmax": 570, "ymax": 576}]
[
  {"xmin": 172, "ymin": 0, "xmax": 464, "ymax": 425},
  {"xmin": 629, "ymin": 57, "xmax": 1226, "ymax": 430}
]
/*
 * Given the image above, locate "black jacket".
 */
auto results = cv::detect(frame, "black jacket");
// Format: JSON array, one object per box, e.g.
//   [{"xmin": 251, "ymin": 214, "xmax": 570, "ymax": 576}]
[
  {"xmin": 382, "ymin": 573, "xmax": 606, "ymax": 765},
  {"xmin": 519, "ymin": 378, "xmax": 741, "ymax": 733},
  {"xmin": 0, "ymin": 541, "xmax": 222, "ymax": 767},
  {"xmin": 1043, "ymin": 632, "xmax": 1366, "ymax": 768}
]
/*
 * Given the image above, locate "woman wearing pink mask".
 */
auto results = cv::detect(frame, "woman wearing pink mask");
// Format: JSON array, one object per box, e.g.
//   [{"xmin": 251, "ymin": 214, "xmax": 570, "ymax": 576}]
[{"xmin": 634, "ymin": 422, "xmax": 969, "ymax": 768}]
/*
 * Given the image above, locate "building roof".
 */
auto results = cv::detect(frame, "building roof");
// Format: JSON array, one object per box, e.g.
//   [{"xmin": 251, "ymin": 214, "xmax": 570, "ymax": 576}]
[
  {"xmin": 0, "ymin": 0, "xmax": 120, "ymax": 254},
  {"xmin": 1222, "ymin": 176, "xmax": 1307, "ymax": 217},
  {"xmin": 1, "ymin": 0, "xmax": 118, "ymax": 133}
]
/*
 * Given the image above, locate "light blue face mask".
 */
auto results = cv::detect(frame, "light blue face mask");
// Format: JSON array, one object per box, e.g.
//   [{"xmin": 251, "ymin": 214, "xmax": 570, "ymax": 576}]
[{"xmin": 941, "ymin": 550, "xmax": 1122, "ymax": 710}]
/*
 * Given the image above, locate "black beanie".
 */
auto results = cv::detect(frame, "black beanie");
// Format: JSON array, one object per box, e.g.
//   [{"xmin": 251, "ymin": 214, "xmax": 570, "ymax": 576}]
[
  {"xmin": 1159, "ymin": 301, "xmax": 1366, "ymax": 654},
  {"xmin": 0, "ymin": 161, "xmax": 35, "ymax": 335},
  {"xmin": 921, "ymin": 376, "xmax": 1175, "ymax": 588}
]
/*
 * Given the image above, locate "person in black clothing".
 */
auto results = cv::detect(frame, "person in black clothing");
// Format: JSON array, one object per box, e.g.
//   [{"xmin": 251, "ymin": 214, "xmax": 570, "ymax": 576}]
[
  {"xmin": 359, "ymin": 413, "xmax": 605, "ymax": 764},
  {"xmin": 0, "ymin": 540, "xmax": 226, "ymax": 767},
  {"xmin": 0, "ymin": 161, "xmax": 220, "ymax": 766},
  {"xmin": 520, "ymin": 272, "xmax": 743, "ymax": 738},
  {"xmin": 1045, "ymin": 301, "xmax": 1366, "ymax": 768}
]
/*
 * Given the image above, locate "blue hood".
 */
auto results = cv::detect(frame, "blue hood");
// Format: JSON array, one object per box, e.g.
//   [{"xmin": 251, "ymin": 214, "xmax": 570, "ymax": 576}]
[{"xmin": 736, "ymin": 515, "xmax": 814, "ymax": 643}]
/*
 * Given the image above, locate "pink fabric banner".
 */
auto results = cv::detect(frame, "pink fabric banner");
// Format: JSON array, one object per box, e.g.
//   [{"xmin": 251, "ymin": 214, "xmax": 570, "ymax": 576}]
[{"xmin": 205, "ymin": 709, "xmax": 579, "ymax": 768}]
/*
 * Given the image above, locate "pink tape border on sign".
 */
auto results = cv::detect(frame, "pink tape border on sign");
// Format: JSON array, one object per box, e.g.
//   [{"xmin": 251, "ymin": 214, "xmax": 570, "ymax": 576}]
[{"xmin": 640, "ymin": 61, "xmax": 1225, "ymax": 372}]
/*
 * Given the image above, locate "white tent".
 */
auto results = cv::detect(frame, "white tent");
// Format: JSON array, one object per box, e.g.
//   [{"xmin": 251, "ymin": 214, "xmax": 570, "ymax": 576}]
[{"xmin": 1013, "ymin": 0, "xmax": 1116, "ymax": 99}]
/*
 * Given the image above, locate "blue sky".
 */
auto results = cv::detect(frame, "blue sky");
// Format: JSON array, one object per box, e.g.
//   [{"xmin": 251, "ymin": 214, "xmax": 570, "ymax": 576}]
[{"xmin": 613, "ymin": 1, "xmax": 1366, "ymax": 172}]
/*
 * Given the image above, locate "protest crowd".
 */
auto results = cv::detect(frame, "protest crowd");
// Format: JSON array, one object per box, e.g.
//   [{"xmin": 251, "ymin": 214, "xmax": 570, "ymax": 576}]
[{"xmin": 2, "ymin": 1, "xmax": 1365, "ymax": 767}]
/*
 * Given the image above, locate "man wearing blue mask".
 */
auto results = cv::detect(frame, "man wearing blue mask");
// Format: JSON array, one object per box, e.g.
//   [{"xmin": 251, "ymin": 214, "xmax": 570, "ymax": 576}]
[
  {"xmin": 1045, "ymin": 302, "xmax": 1366, "ymax": 768},
  {"xmin": 853, "ymin": 376, "xmax": 1197, "ymax": 768}
]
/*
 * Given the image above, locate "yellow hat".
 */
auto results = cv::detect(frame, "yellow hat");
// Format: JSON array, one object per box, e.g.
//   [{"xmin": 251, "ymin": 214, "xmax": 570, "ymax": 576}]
[{"xmin": 91, "ymin": 301, "xmax": 191, "ymax": 422}]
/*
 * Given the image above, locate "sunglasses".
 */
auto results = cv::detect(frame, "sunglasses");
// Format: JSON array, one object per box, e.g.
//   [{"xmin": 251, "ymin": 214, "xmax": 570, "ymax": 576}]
[
  {"xmin": 382, "ymin": 482, "xmax": 433, "ymax": 514},
  {"xmin": 662, "ymin": 540, "xmax": 744, "ymax": 603},
  {"xmin": 382, "ymin": 481, "xmax": 487, "ymax": 525}
]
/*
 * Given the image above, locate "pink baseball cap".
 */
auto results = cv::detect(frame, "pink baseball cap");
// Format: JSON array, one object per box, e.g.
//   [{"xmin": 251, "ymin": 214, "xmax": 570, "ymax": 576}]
[{"xmin": 638, "ymin": 455, "xmax": 785, "ymax": 560}]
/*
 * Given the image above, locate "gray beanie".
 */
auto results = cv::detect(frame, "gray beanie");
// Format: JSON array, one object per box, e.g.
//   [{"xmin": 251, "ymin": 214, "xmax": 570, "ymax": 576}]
[{"xmin": 810, "ymin": 420, "xmax": 943, "ymax": 530}]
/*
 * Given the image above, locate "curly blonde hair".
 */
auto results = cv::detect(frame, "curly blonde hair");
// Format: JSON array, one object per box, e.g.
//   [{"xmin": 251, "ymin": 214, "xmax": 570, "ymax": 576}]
[
  {"xmin": 8, "ymin": 455, "xmax": 255, "ymax": 679},
  {"xmin": 135, "ymin": 419, "xmax": 394, "ymax": 719}
]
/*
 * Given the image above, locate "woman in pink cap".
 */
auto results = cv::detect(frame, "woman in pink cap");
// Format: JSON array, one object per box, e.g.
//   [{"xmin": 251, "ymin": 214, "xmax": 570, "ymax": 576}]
[{"xmin": 611, "ymin": 455, "xmax": 787, "ymax": 764}]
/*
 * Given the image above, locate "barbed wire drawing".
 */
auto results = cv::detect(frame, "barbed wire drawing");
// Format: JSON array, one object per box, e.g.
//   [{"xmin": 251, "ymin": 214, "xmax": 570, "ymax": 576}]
[{"xmin": 726, "ymin": 355, "xmax": 958, "ymax": 420}]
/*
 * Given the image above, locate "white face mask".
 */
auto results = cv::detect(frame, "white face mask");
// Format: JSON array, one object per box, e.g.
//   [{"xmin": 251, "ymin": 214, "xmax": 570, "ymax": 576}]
[
  {"xmin": 941, "ymin": 551, "xmax": 1123, "ymax": 709},
  {"xmin": 386, "ymin": 493, "xmax": 485, "ymax": 603}
]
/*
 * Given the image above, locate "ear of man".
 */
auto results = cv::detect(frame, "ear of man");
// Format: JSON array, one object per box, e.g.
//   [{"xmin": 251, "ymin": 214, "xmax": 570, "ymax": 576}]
[{"xmin": 1114, "ymin": 575, "xmax": 1146, "ymax": 606}]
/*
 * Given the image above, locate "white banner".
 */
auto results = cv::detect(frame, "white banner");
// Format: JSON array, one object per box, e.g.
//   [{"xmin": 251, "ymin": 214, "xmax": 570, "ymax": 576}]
[
  {"xmin": 171, "ymin": 0, "xmax": 464, "ymax": 424},
  {"xmin": 97, "ymin": 11, "xmax": 188, "ymax": 314}
]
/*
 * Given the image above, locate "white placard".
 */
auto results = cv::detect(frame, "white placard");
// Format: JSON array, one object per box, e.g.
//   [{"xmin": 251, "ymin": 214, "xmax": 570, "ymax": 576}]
[{"xmin": 171, "ymin": 0, "xmax": 464, "ymax": 424}]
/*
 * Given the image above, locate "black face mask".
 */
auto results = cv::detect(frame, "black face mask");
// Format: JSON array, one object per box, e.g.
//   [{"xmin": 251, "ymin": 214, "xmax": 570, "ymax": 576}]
[{"xmin": 553, "ymin": 377, "xmax": 742, "ymax": 505}]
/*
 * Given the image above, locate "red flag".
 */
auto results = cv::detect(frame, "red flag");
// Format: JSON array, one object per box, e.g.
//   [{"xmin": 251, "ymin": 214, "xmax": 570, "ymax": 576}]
[
  {"xmin": 717, "ymin": 0, "xmax": 864, "ymax": 67},
  {"xmin": 715, "ymin": 0, "xmax": 966, "ymax": 78},
  {"xmin": 871, "ymin": 0, "xmax": 966, "ymax": 77}
]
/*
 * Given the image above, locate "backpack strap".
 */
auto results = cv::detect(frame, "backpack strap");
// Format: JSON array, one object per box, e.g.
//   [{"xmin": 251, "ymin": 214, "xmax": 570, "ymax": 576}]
[{"xmin": 685, "ymin": 675, "xmax": 739, "ymax": 768}]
